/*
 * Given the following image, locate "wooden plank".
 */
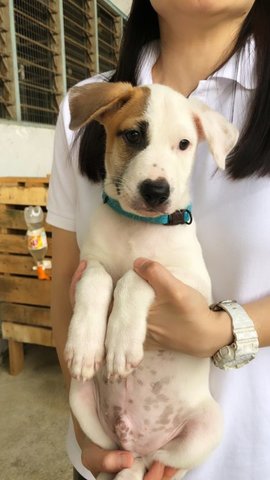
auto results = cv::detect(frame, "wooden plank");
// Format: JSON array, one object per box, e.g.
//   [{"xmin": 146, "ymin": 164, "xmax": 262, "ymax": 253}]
[
  {"xmin": 2, "ymin": 322, "xmax": 55, "ymax": 347},
  {"xmin": 0, "ymin": 205, "xmax": 25, "ymax": 229},
  {"xmin": 0, "ymin": 253, "xmax": 52, "ymax": 276},
  {"xmin": 8, "ymin": 339, "xmax": 24, "ymax": 375},
  {"xmin": 0, "ymin": 303, "xmax": 51, "ymax": 327},
  {"xmin": 0, "ymin": 185, "xmax": 48, "ymax": 206},
  {"xmin": 0, "ymin": 233, "xmax": 52, "ymax": 256},
  {"xmin": 1, "ymin": 276, "xmax": 51, "ymax": 306},
  {"xmin": 0, "ymin": 253, "xmax": 39, "ymax": 276},
  {"xmin": 0, "ymin": 233, "xmax": 28, "ymax": 254},
  {"xmin": 0, "ymin": 205, "xmax": 52, "ymax": 232},
  {"xmin": 0, "ymin": 177, "xmax": 49, "ymax": 185}
]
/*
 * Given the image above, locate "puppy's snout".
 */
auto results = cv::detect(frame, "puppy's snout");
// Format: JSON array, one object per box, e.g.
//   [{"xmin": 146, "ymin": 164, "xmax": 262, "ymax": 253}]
[{"xmin": 139, "ymin": 178, "xmax": 170, "ymax": 207}]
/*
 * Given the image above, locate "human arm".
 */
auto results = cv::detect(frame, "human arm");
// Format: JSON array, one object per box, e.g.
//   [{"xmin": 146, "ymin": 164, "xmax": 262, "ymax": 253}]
[{"xmin": 133, "ymin": 257, "xmax": 270, "ymax": 356}]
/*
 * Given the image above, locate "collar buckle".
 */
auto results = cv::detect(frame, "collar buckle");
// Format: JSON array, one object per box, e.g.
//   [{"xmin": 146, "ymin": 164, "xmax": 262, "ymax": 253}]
[{"xmin": 168, "ymin": 209, "xmax": 193, "ymax": 226}]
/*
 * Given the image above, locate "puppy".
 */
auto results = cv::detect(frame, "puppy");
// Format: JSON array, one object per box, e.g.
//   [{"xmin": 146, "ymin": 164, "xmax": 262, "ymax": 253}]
[{"xmin": 65, "ymin": 82, "xmax": 238, "ymax": 480}]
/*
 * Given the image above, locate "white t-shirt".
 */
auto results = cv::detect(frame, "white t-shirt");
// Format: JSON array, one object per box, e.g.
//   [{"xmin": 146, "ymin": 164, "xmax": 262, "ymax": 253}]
[{"xmin": 47, "ymin": 39, "xmax": 270, "ymax": 480}]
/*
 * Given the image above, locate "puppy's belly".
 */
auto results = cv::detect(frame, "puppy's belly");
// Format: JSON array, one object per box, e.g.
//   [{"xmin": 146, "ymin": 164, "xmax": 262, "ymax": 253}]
[{"xmin": 94, "ymin": 351, "xmax": 211, "ymax": 456}]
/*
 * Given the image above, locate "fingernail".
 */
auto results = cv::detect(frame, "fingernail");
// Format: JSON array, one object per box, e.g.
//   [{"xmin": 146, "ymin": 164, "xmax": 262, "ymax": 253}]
[
  {"xmin": 134, "ymin": 257, "xmax": 149, "ymax": 270},
  {"xmin": 119, "ymin": 452, "xmax": 133, "ymax": 468}
]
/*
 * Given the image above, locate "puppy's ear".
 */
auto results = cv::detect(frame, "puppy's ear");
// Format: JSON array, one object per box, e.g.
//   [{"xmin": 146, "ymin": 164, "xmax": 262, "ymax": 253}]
[
  {"xmin": 190, "ymin": 98, "xmax": 239, "ymax": 169},
  {"xmin": 68, "ymin": 82, "xmax": 134, "ymax": 130}
]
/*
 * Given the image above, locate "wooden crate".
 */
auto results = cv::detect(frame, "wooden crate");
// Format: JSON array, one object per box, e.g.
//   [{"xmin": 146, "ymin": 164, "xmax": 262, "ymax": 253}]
[{"xmin": 0, "ymin": 177, "xmax": 54, "ymax": 375}]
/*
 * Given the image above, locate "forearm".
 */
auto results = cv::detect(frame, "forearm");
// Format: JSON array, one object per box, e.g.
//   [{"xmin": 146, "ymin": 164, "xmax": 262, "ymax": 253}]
[
  {"xmin": 138, "ymin": 259, "xmax": 270, "ymax": 358},
  {"xmin": 51, "ymin": 226, "xmax": 87, "ymax": 447},
  {"xmin": 50, "ymin": 274, "xmax": 74, "ymax": 387},
  {"xmin": 51, "ymin": 229, "xmax": 79, "ymax": 386},
  {"xmin": 210, "ymin": 295, "xmax": 270, "ymax": 356},
  {"xmin": 243, "ymin": 295, "xmax": 270, "ymax": 347}
]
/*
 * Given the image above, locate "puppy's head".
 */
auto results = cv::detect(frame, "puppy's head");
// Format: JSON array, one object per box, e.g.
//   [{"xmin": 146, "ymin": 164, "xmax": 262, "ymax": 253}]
[{"xmin": 69, "ymin": 82, "xmax": 238, "ymax": 216}]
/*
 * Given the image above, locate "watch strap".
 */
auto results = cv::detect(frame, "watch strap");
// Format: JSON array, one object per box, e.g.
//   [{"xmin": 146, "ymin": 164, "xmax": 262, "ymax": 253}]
[{"xmin": 211, "ymin": 300, "xmax": 259, "ymax": 370}]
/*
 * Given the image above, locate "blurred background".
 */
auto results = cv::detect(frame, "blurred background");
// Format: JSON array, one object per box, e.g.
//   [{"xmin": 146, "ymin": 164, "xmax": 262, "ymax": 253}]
[{"xmin": 0, "ymin": 1, "xmax": 131, "ymax": 479}]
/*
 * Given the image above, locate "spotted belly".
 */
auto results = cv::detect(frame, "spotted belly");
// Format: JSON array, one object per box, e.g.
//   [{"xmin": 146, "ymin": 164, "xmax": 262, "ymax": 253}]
[{"xmin": 94, "ymin": 350, "xmax": 200, "ymax": 456}]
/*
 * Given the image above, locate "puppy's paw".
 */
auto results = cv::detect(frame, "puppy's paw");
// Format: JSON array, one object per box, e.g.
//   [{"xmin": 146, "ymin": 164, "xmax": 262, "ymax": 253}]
[
  {"xmin": 65, "ymin": 312, "xmax": 105, "ymax": 381},
  {"xmin": 114, "ymin": 470, "xmax": 143, "ymax": 480},
  {"xmin": 65, "ymin": 342, "xmax": 105, "ymax": 381},
  {"xmin": 105, "ymin": 335, "xmax": 143, "ymax": 379}
]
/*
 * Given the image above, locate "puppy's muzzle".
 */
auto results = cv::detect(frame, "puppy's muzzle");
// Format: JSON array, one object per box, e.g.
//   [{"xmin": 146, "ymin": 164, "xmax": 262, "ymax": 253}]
[{"xmin": 139, "ymin": 178, "xmax": 170, "ymax": 208}]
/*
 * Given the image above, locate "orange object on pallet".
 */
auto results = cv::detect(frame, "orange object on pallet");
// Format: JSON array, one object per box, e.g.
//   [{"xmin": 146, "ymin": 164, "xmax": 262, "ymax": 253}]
[{"xmin": 0, "ymin": 177, "xmax": 54, "ymax": 375}]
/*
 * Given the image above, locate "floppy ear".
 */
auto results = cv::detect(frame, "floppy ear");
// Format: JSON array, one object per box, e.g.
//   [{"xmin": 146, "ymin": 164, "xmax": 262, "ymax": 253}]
[
  {"xmin": 68, "ymin": 82, "xmax": 134, "ymax": 130},
  {"xmin": 190, "ymin": 98, "xmax": 239, "ymax": 169}
]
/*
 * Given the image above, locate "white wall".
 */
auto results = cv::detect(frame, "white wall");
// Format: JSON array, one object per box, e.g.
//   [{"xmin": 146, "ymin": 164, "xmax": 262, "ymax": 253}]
[
  {"xmin": 0, "ymin": 0, "xmax": 131, "ymax": 179},
  {"xmin": 0, "ymin": 121, "xmax": 55, "ymax": 177},
  {"xmin": 113, "ymin": 0, "xmax": 131, "ymax": 15}
]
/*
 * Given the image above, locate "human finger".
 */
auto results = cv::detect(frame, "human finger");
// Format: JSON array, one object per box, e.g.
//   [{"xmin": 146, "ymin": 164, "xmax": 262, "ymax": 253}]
[
  {"xmin": 81, "ymin": 439, "xmax": 133, "ymax": 476},
  {"xmin": 162, "ymin": 466, "xmax": 179, "ymax": 479},
  {"xmin": 144, "ymin": 461, "xmax": 165, "ymax": 479},
  {"xmin": 133, "ymin": 258, "xmax": 185, "ymax": 297}
]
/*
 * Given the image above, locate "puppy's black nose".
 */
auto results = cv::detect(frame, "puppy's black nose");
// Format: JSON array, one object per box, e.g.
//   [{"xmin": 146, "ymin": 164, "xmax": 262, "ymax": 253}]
[{"xmin": 139, "ymin": 178, "xmax": 170, "ymax": 207}]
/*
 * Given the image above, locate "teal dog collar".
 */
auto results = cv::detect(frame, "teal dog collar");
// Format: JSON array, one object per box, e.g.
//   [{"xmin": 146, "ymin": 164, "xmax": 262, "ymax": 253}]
[{"xmin": 102, "ymin": 193, "xmax": 192, "ymax": 226}]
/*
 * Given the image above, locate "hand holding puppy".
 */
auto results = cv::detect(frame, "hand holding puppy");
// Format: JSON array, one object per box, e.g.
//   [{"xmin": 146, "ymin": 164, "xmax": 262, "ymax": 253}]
[
  {"xmin": 133, "ymin": 258, "xmax": 233, "ymax": 358},
  {"xmin": 80, "ymin": 437, "xmax": 177, "ymax": 480},
  {"xmin": 70, "ymin": 258, "xmax": 233, "ymax": 359}
]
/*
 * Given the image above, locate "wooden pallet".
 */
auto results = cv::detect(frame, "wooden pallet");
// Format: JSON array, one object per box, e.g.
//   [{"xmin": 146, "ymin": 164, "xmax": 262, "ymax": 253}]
[{"xmin": 0, "ymin": 177, "xmax": 54, "ymax": 375}]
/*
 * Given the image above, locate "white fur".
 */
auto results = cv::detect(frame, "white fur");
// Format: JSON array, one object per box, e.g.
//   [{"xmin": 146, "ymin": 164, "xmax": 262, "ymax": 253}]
[{"xmin": 65, "ymin": 84, "xmax": 238, "ymax": 479}]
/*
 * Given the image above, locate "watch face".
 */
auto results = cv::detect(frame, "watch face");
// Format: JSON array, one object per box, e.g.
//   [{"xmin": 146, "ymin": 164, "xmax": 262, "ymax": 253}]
[{"xmin": 219, "ymin": 344, "xmax": 236, "ymax": 362}]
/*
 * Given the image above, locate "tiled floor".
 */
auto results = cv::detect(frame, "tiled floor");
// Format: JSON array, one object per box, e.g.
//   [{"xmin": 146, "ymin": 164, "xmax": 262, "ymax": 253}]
[{"xmin": 0, "ymin": 345, "xmax": 72, "ymax": 480}]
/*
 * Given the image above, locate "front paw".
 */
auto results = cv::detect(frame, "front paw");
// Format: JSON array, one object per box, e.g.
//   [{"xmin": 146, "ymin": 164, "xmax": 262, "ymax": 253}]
[
  {"xmin": 65, "ymin": 340, "xmax": 105, "ymax": 381},
  {"xmin": 105, "ymin": 330, "xmax": 144, "ymax": 379},
  {"xmin": 65, "ymin": 313, "xmax": 105, "ymax": 381},
  {"xmin": 65, "ymin": 343, "xmax": 104, "ymax": 382}
]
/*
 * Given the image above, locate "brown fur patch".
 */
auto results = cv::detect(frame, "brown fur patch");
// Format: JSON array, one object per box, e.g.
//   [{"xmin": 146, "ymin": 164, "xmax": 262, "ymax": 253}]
[
  {"xmin": 69, "ymin": 82, "xmax": 151, "ymax": 182},
  {"xmin": 69, "ymin": 82, "xmax": 134, "ymax": 130},
  {"xmin": 102, "ymin": 86, "xmax": 151, "ymax": 179}
]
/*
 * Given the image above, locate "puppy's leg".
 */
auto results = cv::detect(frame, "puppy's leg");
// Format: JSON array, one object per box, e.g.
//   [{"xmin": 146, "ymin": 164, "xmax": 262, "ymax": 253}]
[
  {"xmin": 71, "ymin": 379, "xmax": 145, "ymax": 480},
  {"xmin": 70, "ymin": 378, "xmax": 117, "ymax": 450},
  {"xmin": 65, "ymin": 260, "xmax": 113, "ymax": 381},
  {"xmin": 148, "ymin": 400, "xmax": 222, "ymax": 472},
  {"xmin": 105, "ymin": 270, "xmax": 155, "ymax": 378},
  {"xmin": 114, "ymin": 458, "xmax": 146, "ymax": 479},
  {"xmin": 97, "ymin": 459, "xmax": 146, "ymax": 480}
]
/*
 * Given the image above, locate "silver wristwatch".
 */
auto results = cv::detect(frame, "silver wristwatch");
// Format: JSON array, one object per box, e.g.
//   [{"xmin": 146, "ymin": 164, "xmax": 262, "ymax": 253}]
[{"xmin": 210, "ymin": 300, "xmax": 259, "ymax": 370}]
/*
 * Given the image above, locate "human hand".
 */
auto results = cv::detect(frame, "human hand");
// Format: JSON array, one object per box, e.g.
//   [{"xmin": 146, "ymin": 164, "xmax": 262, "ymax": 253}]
[
  {"xmin": 69, "ymin": 260, "xmax": 87, "ymax": 308},
  {"xmin": 144, "ymin": 461, "xmax": 178, "ymax": 479},
  {"xmin": 134, "ymin": 258, "xmax": 233, "ymax": 358},
  {"xmin": 80, "ymin": 437, "xmax": 134, "ymax": 477},
  {"xmin": 81, "ymin": 440, "xmax": 177, "ymax": 479}
]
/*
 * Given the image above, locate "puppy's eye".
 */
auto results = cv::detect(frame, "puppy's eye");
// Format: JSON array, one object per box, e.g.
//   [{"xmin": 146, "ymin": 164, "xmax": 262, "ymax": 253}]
[
  {"xmin": 179, "ymin": 139, "xmax": 190, "ymax": 150},
  {"xmin": 123, "ymin": 130, "xmax": 142, "ymax": 145}
]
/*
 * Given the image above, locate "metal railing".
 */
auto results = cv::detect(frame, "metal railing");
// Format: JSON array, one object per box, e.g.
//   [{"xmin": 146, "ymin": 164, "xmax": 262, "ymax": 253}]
[{"xmin": 0, "ymin": 0, "xmax": 126, "ymax": 124}]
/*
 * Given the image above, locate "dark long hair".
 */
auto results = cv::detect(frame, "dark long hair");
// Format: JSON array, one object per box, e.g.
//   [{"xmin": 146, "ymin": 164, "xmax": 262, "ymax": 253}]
[{"xmin": 77, "ymin": 0, "xmax": 270, "ymax": 182}]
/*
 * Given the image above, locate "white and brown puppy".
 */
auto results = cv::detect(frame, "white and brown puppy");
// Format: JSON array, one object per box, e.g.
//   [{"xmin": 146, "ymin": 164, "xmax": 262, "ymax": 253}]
[{"xmin": 65, "ymin": 82, "xmax": 238, "ymax": 480}]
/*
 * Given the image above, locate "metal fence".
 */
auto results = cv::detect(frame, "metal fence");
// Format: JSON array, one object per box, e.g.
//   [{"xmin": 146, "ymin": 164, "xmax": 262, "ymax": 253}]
[
  {"xmin": 63, "ymin": 0, "xmax": 94, "ymax": 90},
  {"xmin": 97, "ymin": 2, "xmax": 119, "ymax": 73},
  {"xmin": 0, "ymin": 0, "xmax": 126, "ymax": 124}
]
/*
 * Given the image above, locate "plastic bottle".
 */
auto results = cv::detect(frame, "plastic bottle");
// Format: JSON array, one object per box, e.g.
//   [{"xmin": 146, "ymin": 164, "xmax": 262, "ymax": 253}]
[{"xmin": 24, "ymin": 206, "xmax": 49, "ymax": 280}]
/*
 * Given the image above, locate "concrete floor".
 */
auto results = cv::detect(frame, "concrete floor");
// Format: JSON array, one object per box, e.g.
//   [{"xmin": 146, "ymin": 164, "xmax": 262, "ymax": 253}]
[{"xmin": 0, "ymin": 345, "xmax": 73, "ymax": 480}]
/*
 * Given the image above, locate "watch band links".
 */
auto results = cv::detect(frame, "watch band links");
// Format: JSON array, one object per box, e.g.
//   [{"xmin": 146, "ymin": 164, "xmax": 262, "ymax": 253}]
[{"xmin": 211, "ymin": 300, "xmax": 259, "ymax": 370}]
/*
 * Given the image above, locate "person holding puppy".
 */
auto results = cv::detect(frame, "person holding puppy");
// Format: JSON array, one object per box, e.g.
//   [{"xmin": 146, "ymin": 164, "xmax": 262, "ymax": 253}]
[{"xmin": 47, "ymin": 1, "xmax": 270, "ymax": 479}]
